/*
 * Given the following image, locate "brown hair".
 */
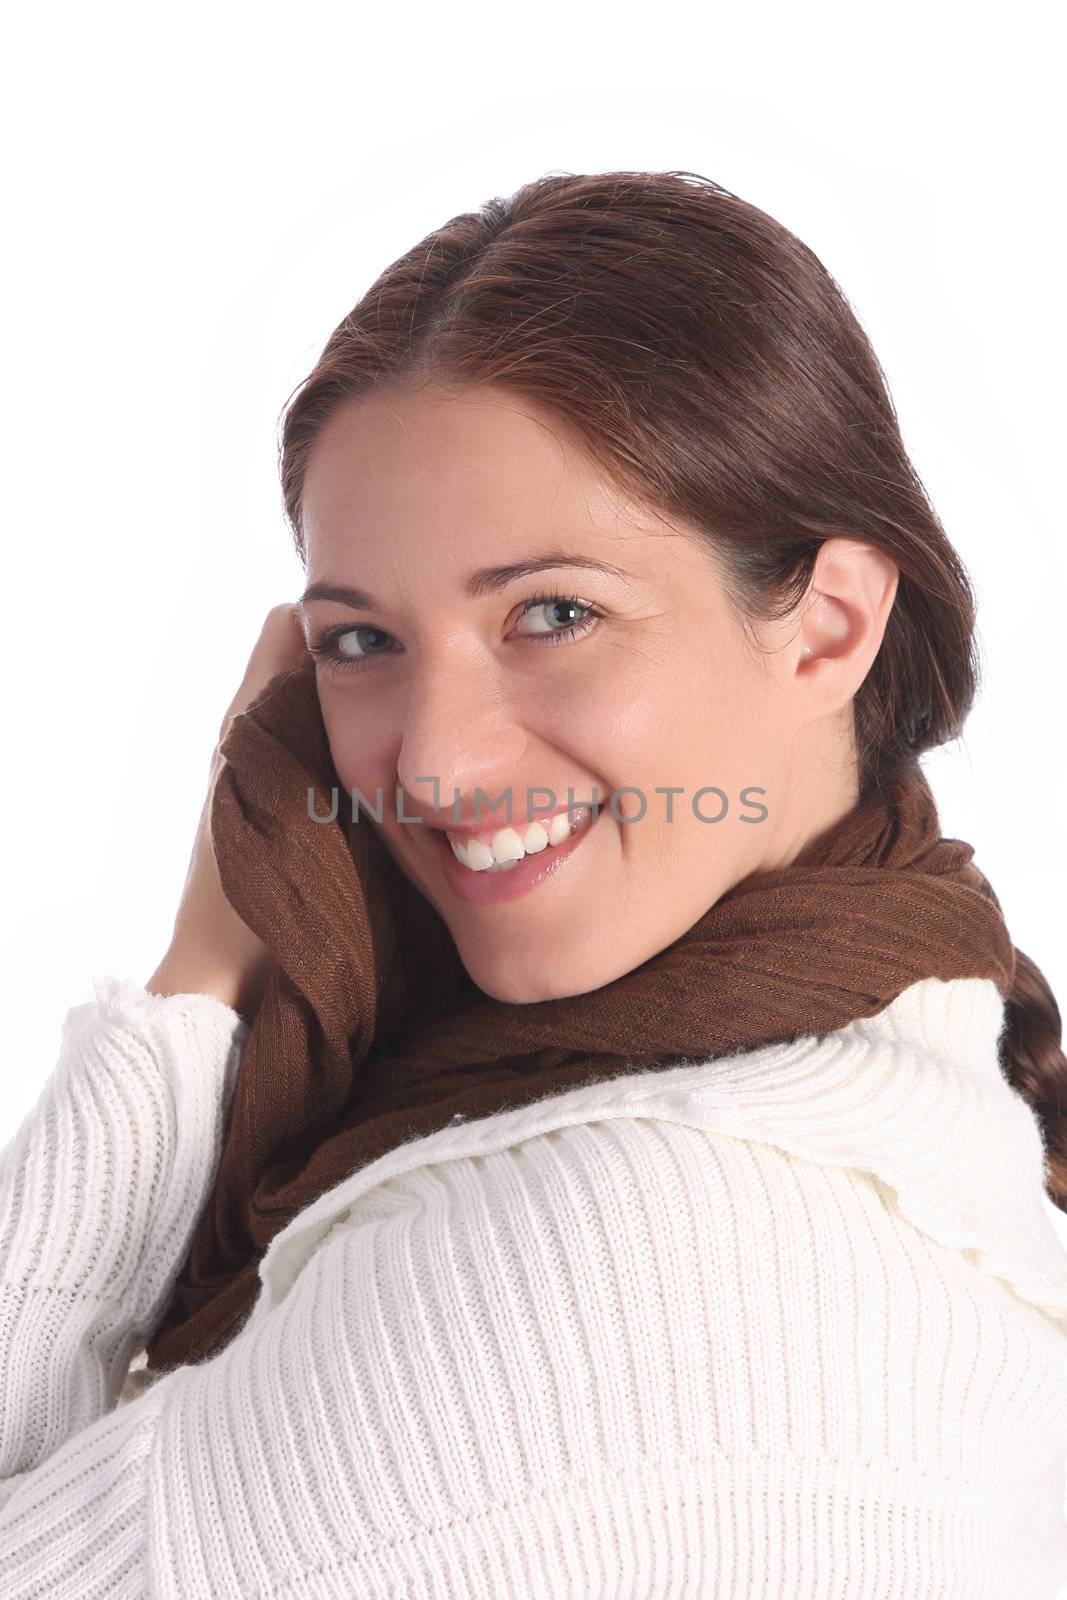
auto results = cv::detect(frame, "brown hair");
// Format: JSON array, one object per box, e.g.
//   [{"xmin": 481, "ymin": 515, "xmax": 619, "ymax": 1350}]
[{"xmin": 276, "ymin": 167, "xmax": 1066, "ymax": 1210}]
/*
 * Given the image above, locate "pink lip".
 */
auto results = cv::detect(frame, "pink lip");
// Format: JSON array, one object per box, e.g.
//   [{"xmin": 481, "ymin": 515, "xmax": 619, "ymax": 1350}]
[{"xmin": 430, "ymin": 806, "xmax": 603, "ymax": 904}]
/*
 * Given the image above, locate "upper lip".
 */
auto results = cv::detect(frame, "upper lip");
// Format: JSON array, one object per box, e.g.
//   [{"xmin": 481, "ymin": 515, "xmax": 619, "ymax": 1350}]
[{"xmin": 424, "ymin": 798, "xmax": 607, "ymax": 839}]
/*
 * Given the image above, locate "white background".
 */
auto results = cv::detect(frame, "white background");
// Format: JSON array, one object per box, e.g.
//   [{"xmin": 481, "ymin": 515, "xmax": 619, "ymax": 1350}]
[{"xmin": 1, "ymin": 0, "xmax": 1065, "ymax": 1554}]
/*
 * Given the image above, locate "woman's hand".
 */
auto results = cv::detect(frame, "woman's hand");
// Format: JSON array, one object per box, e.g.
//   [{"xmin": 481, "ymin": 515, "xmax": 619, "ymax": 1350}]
[{"xmin": 146, "ymin": 603, "xmax": 308, "ymax": 1020}]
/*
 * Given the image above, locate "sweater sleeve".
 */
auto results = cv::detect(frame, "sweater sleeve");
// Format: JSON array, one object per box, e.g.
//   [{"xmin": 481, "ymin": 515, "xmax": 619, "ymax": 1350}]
[
  {"xmin": 0, "ymin": 1121, "xmax": 762, "ymax": 1597},
  {"xmin": 0, "ymin": 975, "xmax": 248, "ymax": 1484}
]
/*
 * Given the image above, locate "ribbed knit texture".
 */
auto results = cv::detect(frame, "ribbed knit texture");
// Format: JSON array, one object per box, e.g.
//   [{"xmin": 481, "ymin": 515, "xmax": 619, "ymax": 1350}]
[{"xmin": 1, "ymin": 971, "xmax": 1066, "ymax": 1597}]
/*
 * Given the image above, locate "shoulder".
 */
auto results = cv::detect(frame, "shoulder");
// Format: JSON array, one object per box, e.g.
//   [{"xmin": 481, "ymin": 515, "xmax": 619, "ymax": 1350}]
[
  {"xmin": 309, "ymin": 1108, "xmax": 1065, "ymax": 1399},
  {"xmin": 171, "ymin": 1110, "xmax": 1067, "ymax": 1591},
  {"xmin": 301, "ymin": 1116, "xmax": 912, "ymax": 1376},
  {"xmin": 254, "ymin": 973, "xmax": 1067, "ymax": 1355}
]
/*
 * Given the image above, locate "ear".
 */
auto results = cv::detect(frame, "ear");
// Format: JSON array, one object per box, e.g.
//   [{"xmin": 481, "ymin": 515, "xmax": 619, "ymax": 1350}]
[{"xmin": 794, "ymin": 537, "xmax": 899, "ymax": 695}]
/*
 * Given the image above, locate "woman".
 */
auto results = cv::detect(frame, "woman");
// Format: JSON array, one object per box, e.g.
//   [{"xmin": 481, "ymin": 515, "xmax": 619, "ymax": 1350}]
[{"xmin": 1, "ymin": 169, "xmax": 1065, "ymax": 1597}]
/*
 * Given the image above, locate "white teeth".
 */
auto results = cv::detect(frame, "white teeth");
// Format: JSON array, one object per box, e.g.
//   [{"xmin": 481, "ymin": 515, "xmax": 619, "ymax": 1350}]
[
  {"xmin": 489, "ymin": 827, "xmax": 525, "ymax": 862},
  {"xmin": 460, "ymin": 837, "xmax": 494, "ymax": 870},
  {"xmin": 546, "ymin": 811, "xmax": 573, "ymax": 847},
  {"xmin": 446, "ymin": 808, "xmax": 591, "ymax": 872}
]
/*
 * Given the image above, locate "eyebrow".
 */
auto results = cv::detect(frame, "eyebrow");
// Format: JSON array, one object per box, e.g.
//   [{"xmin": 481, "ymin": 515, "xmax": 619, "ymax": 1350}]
[{"xmin": 298, "ymin": 552, "xmax": 633, "ymax": 611}]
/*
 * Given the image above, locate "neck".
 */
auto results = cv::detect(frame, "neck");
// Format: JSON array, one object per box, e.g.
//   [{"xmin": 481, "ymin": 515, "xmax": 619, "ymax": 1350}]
[{"xmin": 766, "ymin": 709, "xmax": 863, "ymax": 871}]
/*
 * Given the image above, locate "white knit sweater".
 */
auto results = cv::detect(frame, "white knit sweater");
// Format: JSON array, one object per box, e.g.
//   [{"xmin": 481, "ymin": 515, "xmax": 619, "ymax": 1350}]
[{"xmin": 0, "ymin": 971, "xmax": 1066, "ymax": 1598}]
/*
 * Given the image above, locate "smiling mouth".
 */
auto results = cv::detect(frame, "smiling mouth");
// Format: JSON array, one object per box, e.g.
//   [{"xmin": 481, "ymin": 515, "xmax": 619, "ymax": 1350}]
[
  {"xmin": 427, "ymin": 798, "xmax": 608, "ymax": 905},
  {"xmin": 442, "ymin": 804, "xmax": 598, "ymax": 872}
]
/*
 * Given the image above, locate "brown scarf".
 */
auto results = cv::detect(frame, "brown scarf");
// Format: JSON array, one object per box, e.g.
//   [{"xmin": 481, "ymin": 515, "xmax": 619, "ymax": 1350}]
[{"xmin": 144, "ymin": 651, "xmax": 1017, "ymax": 1375}]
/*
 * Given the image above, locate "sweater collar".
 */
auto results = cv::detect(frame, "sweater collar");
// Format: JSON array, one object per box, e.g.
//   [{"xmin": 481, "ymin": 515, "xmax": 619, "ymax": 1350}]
[{"xmin": 251, "ymin": 975, "xmax": 1067, "ymax": 1337}]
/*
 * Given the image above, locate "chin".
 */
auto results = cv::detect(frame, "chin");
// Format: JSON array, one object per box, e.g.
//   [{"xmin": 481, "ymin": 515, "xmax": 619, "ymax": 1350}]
[{"xmin": 459, "ymin": 946, "xmax": 610, "ymax": 1007}]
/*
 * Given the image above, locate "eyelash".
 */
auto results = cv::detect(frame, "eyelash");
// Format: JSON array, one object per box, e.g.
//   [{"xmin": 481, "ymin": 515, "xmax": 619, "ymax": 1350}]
[{"xmin": 307, "ymin": 590, "xmax": 603, "ymax": 675}]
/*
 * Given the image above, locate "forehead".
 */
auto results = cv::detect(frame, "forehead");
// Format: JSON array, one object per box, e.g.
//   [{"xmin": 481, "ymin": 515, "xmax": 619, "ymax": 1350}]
[{"xmin": 300, "ymin": 383, "xmax": 659, "ymax": 567}]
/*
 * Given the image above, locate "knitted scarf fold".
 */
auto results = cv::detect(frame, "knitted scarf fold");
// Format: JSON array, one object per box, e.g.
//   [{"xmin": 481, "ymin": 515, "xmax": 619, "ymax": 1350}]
[{"xmin": 144, "ymin": 652, "xmax": 1016, "ymax": 1374}]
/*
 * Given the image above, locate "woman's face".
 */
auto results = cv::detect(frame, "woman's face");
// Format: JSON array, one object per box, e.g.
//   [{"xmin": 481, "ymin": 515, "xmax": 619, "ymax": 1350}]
[{"xmin": 298, "ymin": 381, "xmax": 886, "ymax": 1004}]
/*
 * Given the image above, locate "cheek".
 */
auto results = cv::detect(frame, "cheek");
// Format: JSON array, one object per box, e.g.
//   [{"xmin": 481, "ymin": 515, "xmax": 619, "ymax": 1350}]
[
  {"xmin": 316, "ymin": 685, "xmax": 396, "ymax": 794},
  {"xmin": 551, "ymin": 640, "xmax": 735, "ymax": 784},
  {"xmin": 579, "ymin": 642, "xmax": 787, "ymax": 835}
]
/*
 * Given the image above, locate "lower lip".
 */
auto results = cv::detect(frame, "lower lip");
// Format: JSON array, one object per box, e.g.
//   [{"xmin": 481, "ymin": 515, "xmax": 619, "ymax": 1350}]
[{"xmin": 430, "ymin": 810, "xmax": 605, "ymax": 904}]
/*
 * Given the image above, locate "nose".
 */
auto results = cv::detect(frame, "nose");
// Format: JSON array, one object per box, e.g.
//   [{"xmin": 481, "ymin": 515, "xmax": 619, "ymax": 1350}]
[{"xmin": 395, "ymin": 653, "xmax": 529, "ymax": 825}]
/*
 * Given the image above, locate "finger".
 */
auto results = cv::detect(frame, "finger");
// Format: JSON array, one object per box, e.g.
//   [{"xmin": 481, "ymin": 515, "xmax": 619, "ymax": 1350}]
[{"xmin": 221, "ymin": 603, "xmax": 309, "ymax": 736}]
